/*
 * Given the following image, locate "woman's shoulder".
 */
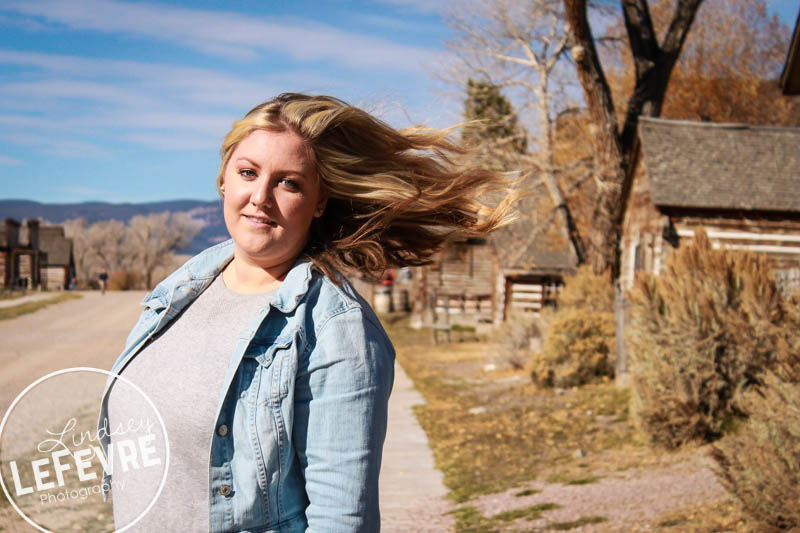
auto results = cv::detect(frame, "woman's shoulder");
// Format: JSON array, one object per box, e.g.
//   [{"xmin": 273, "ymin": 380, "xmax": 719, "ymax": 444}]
[
  {"xmin": 305, "ymin": 267, "xmax": 386, "ymax": 337},
  {"xmin": 152, "ymin": 240, "xmax": 234, "ymax": 288}
]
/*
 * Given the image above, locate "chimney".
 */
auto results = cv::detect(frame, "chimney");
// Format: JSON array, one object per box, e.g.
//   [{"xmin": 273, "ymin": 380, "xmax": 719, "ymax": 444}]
[
  {"xmin": 26, "ymin": 219, "xmax": 40, "ymax": 250},
  {"xmin": 2, "ymin": 218, "xmax": 21, "ymax": 248}
]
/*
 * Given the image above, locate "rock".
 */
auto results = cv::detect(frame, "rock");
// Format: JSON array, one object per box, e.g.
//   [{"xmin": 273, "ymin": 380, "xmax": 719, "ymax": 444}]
[
  {"xmin": 469, "ymin": 406, "xmax": 487, "ymax": 415},
  {"xmin": 483, "ymin": 363, "xmax": 497, "ymax": 372},
  {"xmin": 573, "ymin": 448, "xmax": 587, "ymax": 458}
]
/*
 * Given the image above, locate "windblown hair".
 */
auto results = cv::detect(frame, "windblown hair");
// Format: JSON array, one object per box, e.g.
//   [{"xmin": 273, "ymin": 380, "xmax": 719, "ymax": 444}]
[{"xmin": 217, "ymin": 93, "xmax": 517, "ymax": 280}]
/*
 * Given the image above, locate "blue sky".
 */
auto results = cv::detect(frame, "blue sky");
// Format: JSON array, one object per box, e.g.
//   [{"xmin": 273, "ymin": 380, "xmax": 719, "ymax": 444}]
[{"xmin": 0, "ymin": 0, "xmax": 798, "ymax": 204}]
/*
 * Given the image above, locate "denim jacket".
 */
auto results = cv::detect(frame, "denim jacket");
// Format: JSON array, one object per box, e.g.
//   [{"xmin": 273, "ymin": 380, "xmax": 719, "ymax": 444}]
[{"xmin": 97, "ymin": 239, "xmax": 396, "ymax": 532}]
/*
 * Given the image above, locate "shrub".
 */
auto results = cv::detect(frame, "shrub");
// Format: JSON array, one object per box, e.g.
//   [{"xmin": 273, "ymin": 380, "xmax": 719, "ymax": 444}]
[
  {"xmin": 627, "ymin": 230, "xmax": 796, "ymax": 448},
  {"xmin": 710, "ymin": 298, "xmax": 800, "ymax": 529},
  {"xmin": 108, "ymin": 269, "xmax": 141, "ymax": 291},
  {"xmin": 557, "ymin": 265, "xmax": 614, "ymax": 313},
  {"xmin": 711, "ymin": 370, "xmax": 800, "ymax": 530},
  {"xmin": 527, "ymin": 266, "xmax": 616, "ymax": 387},
  {"xmin": 493, "ymin": 312, "xmax": 541, "ymax": 368},
  {"xmin": 530, "ymin": 308, "xmax": 616, "ymax": 387}
]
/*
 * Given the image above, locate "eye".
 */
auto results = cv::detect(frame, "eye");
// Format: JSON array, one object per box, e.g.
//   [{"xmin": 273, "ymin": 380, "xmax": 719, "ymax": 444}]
[
  {"xmin": 279, "ymin": 177, "xmax": 301, "ymax": 191},
  {"xmin": 238, "ymin": 168, "xmax": 257, "ymax": 179}
]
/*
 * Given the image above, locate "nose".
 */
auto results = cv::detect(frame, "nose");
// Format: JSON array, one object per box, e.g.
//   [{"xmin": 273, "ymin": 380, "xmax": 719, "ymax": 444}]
[{"xmin": 249, "ymin": 179, "xmax": 273, "ymax": 208}]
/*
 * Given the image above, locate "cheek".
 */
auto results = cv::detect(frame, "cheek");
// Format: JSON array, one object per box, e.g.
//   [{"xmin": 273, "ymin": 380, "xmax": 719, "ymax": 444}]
[{"xmin": 285, "ymin": 201, "xmax": 318, "ymax": 229}]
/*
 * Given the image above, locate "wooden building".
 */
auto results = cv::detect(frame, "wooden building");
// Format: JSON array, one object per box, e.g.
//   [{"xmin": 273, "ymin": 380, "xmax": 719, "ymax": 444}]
[
  {"xmin": 496, "ymin": 230, "xmax": 576, "ymax": 323},
  {"xmin": 415, "ymin": 223, "xmax": 576, "ymax": 327},
  {"xmin": 39, "ymin": 225, "xmax": 75, "ymax": 290},
  {"xmin": 423, "ymin": 237, "xmax": 497, "ymax": 324},
  {"xmin": 0, "ymin": 218, "xmax": 43, "ymax": 289},
  {"xmin": 0, "ymin": 218, "xmax": 74, "ymax": 290},
  {"xmin": 622, "ymin": 117, "xmax": 800, "ymax": 295}
]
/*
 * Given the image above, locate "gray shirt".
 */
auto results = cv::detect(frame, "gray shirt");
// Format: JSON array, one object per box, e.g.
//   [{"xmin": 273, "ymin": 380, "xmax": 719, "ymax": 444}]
[{"xmin": 107, "ymin": 274, "xmax": 275, "ymax": 532}]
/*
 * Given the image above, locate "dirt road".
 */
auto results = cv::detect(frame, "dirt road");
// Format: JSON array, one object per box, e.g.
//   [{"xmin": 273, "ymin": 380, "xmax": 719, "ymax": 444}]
[
  {"xmin": 0, "ymin": 291, "xmax": 146, "ymax": 420},
  {"xmin": 0, "ymin": 291, "xmax": 146, "ymax": 532}
]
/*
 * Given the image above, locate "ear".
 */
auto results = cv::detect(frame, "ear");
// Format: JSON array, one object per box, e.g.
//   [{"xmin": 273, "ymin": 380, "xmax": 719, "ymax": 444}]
[{"xmin": 314, "ymin": 190, "xmax": 328, "ymax": 218}]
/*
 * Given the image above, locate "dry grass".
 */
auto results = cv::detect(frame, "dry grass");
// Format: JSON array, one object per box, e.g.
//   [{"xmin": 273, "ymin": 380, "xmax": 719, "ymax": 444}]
[
  {"xmin": 385, "ymin": 315, "xmax": 645, "ymax": 502},
  {"xmin": 0, "ymin": 290, "xmax": 30, "ymax": 301},
  {"xmin": 650, "ymin": 500, "xmax": 750, "ymax": 532},
  {"xmin": 0, "ymin": 293, "xmax": 82, "ymax": 321},
  {"xmin": 381, "ymin": 314, "xmax": 762, "ymax": 531}
]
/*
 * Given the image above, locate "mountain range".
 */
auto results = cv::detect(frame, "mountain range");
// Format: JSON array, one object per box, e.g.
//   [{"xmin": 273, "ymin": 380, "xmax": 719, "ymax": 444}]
[{"xmin": 0, "ymin": 199, "xmax": 227, "ymax": 254}]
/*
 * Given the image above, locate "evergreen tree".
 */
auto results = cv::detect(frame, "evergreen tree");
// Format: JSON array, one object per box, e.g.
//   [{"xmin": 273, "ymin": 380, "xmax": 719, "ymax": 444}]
[{"xmin": 463, "ymin": 79, "xmax": 527, "ymax": 156}]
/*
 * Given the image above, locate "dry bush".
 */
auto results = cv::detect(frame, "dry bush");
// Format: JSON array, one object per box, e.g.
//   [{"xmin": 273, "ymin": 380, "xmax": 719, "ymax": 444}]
[
  {"xmin": 710, "ymin": 299, "xmax": 800, "ymax": 530},
  {"xmin": 711, "ymin": 370, "xmax": 800, "ymax": 530},
  {"xmin": 530, "ymin": 308, "xmax": 615, "ymax": 387},
  {"xmin": 108, "ymin": 270, "xmax": 141, "ymax": 291},
  {"xmin": 493, "ymin": 312, "xmax": 541, "ymax": 368},
  {"xmin": 557, "ymin": 265, "xmax": 615, "ymax": 313},
  {"xmin": 628, "ymin": 231, "xmax": 796, "ymax": 448},
  {"xmin": 528, "ymin": 266, "xmax": 616, "ymax": 387}
]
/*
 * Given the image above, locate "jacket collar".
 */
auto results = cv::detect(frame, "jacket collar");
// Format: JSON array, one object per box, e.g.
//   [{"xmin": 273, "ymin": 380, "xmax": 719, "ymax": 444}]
[{"xmin": 145, "ymin": 239, "xmax": 316, "ymax": 315}]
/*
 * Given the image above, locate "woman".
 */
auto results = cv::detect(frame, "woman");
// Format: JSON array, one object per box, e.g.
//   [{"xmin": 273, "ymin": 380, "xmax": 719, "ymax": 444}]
[{"xmin": 97, "ymin": 93, "xmax": 515, "ymax": 532}]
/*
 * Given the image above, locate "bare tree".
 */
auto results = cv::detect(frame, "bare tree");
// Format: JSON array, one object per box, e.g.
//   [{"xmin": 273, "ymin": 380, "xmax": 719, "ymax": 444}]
[
  {"xmin": 126, "ymin": 212, "xmax": 201, "ymax": 289},
  {"xmin": 445, "ymin": 0, "xmax": 591, "ymax": 265},
  {"xmin": 63, "ymin": 218, "xmax": 94, "ymax": 285},
  {"xmin": 563, "ymin": 0, "xmax": 703, "ymax": 275},
  {"xmin": 88, "ymin": 219, "xmax": 130, "ymax": 272}
]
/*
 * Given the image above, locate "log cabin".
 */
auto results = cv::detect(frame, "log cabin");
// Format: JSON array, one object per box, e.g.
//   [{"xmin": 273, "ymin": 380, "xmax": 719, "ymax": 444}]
[{"xmin": 621, "ymin": 117, "xmax": 800, "ymax": 296}]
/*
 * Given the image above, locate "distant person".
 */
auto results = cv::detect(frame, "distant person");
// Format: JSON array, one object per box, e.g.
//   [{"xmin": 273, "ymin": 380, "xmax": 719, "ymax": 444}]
[
  {"xmin": 98, "ymin": 93, "xmax": 515, "ymax": 532},
  {"xmin": 380, "ymin": 268, "xmax": 395, "ymax": 287},
  {"xmin": 69, "ymin": 277, "xmax": 77, "ymax": 291},
  {"xmin": 98, "ymin": 268, "xmax": 108, "ymax": 294}
]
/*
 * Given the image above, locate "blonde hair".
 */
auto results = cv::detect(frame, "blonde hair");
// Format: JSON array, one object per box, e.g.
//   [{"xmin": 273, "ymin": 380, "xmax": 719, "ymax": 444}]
[{"xmin": 217, "ymin": 93, "xmax": 516, "ymax": 279}]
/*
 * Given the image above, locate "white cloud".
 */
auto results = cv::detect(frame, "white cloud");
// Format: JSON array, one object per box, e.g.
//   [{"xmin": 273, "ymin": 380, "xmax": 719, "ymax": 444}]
[
  {"xmin": 0, "ymin": 80, "xmax": 162, "ymax": 107},
  {"xmin": 119, "ymin": 132, "xmax": 220, "ymax": 151},
  {"xmin": 370, "ymin": 0, "xmax": 449, "ymax": 14},
  {"xmin": 0, "ymin": 49, "xmax": 335, "ymax": 155},
  {"xmin": 4, "ymin": 0, "xmax": 436, "ymax": 72},
  {"xmin": 0, "ymin": 13, "xmax": 51, "ymax": 31},
  {"xmin": 0, "ymin": 45, "xmax": 435, "ymax": 160},
  {"xmin": 0, "ymin": 132, "xmax": 111, "ymax": 158},
  {"xmin": 0, "ymin": 155, "xmax": 23, "ymax": 165}
]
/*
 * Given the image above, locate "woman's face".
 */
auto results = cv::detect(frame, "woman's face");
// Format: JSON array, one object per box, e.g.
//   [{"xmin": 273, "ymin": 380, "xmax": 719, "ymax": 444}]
[{"xmin": 221, "ymin": 128, "xmax": 326, "ymax": 271}]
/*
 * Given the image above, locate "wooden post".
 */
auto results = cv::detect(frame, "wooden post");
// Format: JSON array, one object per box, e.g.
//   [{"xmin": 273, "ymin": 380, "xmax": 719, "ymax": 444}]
[{"xmin": 615, "ymin": 279, "xmax": 629, "ymax": 385}]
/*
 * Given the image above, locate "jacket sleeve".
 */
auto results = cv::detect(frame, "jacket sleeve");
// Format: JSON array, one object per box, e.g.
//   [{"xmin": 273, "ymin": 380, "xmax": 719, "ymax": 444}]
[{"xmin": 292, "ymin": 307, "xmax": 395, "ymax": 532}]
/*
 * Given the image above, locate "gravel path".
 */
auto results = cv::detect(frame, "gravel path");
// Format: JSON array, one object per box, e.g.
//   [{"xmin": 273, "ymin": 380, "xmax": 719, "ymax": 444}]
[{"xmin": 472, "ymin": 452, "xmax": 726, "ymax": 531}]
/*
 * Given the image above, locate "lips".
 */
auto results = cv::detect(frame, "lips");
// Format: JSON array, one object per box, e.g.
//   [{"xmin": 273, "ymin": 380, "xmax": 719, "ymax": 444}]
[{"xmin": 243, "ymin": 214, "xmax": 278, "ymax": 227}]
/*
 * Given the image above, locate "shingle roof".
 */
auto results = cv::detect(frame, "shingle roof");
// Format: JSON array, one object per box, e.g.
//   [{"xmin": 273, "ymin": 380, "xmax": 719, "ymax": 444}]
[
  {"xmin": 39, "ymin": 226, "xmax": 73, "ymax": 266},
  {"xmin": 495, "ymin": 227, "xmax": 578, "ymax": 275},
  {"xmin": 638, "ymin": 117, "xmax": 800, "ymax": 213}
]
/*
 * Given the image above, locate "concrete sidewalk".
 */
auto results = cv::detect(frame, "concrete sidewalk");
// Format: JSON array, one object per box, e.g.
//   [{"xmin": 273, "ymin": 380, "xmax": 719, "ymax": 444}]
[{"xmin": 380, "ymin": 362, "xmax": 454, "ymax": 532}]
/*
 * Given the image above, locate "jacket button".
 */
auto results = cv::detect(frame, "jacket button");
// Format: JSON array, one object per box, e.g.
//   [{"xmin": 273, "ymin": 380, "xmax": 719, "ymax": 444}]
[
  {"xmin": 218, "ymin": 484, "xmax": 232, "ymax": 497},
  {"xmin": 217, "ymin": 424, "xmax": 228, "ymax": 437}
]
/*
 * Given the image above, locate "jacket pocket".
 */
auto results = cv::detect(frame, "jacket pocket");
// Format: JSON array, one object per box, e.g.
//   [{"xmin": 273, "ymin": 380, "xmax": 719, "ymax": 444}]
[{"xmin": 243, "ymin": 336, "xmax": 292, "ymax": 370}]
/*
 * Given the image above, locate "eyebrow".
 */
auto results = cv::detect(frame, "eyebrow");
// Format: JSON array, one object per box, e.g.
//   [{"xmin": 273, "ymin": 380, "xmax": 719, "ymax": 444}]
[
  {"xmin": 236, "ymin": 157, "xmax": 261, "ymax": 168},
  {"xmin": 235, "ymin": 157, "xmax": 310, "ymax": 178}
]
